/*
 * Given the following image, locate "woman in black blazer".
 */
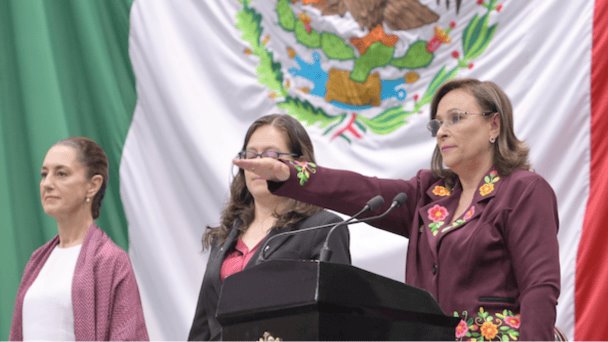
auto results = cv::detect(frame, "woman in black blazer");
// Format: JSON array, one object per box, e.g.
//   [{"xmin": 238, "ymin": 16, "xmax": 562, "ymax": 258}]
[{"xmin": 188, "ymin": 114, "xmax": 350, "ymax": 341}]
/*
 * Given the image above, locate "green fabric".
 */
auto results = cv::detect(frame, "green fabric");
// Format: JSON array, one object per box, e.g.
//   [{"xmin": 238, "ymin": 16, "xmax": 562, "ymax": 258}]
[{"xmin": 0, "ymin": 0, "xmax": 135, "ymax": 337}]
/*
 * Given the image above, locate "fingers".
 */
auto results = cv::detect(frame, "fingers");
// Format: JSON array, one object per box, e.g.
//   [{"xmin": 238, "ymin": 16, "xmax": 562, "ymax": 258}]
[
  {"xmin": 232, "ymin": 158, "xmax": 270, "ymax": 176},
  {"xmin": 273, "ymin": 161, "xmax": 290, "ymax": 181},
  {"xmin": 232, "ymin": 158, "xmax": 259, "ymax": 172},
  {"xmin": 232, "ymin": 158, "xmax": 290, "ymax": 182}
]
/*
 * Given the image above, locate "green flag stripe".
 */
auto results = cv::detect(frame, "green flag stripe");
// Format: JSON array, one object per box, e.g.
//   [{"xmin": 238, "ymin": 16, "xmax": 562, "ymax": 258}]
[{"xmin": 0, "ymin": 0, "xmax": 135, "ymax": 337}]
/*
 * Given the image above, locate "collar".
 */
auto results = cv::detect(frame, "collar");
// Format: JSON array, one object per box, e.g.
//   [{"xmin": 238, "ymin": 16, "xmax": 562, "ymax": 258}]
[{"xmin": 419, "ymin": 168, "xmax": 503, "ymax": 256}]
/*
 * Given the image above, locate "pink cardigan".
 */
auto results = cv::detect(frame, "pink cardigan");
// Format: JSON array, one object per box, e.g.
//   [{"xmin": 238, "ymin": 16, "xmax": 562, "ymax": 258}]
[{"xmin": 10, "ymin": 224, "xmax": 149, "ymax": 341}]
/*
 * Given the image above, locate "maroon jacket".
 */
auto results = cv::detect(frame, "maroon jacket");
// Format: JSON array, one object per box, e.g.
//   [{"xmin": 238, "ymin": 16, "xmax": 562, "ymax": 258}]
[
  {"xmin": 10, "ymin": 224, "xmax": 149, "ymax": 341},
  {"xmin": 270, "ymin": 164, "xmax": 560, "ymax": 341}
]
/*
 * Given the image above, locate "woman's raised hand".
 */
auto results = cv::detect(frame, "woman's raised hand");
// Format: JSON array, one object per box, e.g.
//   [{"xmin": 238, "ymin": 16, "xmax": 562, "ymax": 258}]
[{"xmin": 233, "ymin": 158, "xmax": 291, "ymax": 182}]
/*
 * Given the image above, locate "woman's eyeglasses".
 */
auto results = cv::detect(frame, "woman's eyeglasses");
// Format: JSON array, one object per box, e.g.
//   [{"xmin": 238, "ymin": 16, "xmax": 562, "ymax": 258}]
[
  {"xmin": 237, "ymin": 150, "xmax": 298, "ymax": 160},
  {"xmin": 427, "ymin": 111, "xmax": 495, "ymax": 137}
]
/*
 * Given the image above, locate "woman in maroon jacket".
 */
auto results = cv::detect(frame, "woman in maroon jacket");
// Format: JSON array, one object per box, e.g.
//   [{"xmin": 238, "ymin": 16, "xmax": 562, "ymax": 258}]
[{"xmin": 234, "ymin": 78, "xmax": 560, "ymax": 341}]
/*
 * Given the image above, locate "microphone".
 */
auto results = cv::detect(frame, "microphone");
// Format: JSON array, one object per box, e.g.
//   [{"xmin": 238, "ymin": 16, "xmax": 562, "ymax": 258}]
[
  {"xmin": 255, "ymin": 195, "xmax": 385, "ymax": 264},
  {"xmin": 319, "ymin": 192, "xmax": 408, "ymax": 262}
]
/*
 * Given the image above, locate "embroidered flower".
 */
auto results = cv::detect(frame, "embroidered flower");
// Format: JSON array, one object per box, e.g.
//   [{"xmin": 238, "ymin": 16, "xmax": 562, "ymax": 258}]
[
  {"xmin": 454, "ymin": 307, "xmax": 520, "ymax": 341},
  {"xmin": 479, "ymin": 170, "xmax": 501, "ymax": 196},
  {"xmin": 504, "ymin": 315, "xmax": 521, "ymax": 329},
  {"xmin": 455, "ymin": 320, "xmax": 469, "ymax": 338},
  {"xmin": 463, "ymin": 206, "xmax": 475, "ymax": 220},
  {"xmin": 432, "ymin": 185, "xmax": 451, "ymax": 196},
  {"xmin": 427, "ymin": 205, "xmax": 448, "ymax": 236},
  {"xmin": 479, "ymin": 183, "xmax": 494, "ymax": 196},
  {"xmin": 480, "ymin": 321, "xmax": 498, "ymax": 340},
  {"xmin": 290, "ymin": 160, "xmax": 317, "ymax": 186},
  {"xmin": 428, "ymin": 204, "xmax": 448, "ymax": 222}
]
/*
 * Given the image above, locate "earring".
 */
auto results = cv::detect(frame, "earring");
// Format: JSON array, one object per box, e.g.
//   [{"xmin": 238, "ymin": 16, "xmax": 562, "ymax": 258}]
[
  {"xmin": 85, "ymin": 197, "xmax": 91, "ymax": 203},
  {"xmin": 490, "ymin": 136, "xmax": 496, "ymax": 143}
]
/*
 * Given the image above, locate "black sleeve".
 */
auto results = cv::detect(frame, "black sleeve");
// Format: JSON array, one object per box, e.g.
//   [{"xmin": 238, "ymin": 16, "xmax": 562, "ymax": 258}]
[
  {"xmin": 188, "ymin": 256, "xmax": 214, "ymax": 341},
  {"xmin": 188, "ymin": 275, "xmax": 211, "ymax": 341},
  {"xmin": 327, "ymin": 225, "xmax": 351, "ymax": 265}
]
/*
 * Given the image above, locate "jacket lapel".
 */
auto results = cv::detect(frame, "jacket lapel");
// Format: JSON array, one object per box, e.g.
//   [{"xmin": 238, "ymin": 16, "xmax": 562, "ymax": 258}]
[
  {"xmin": 419, "ymin": 180, "xmax": 459, "ymax": 259},
  {"xmin": 248, "ymin": 223, "xmax": 298, "ymax": 268},
  {"xmin": 419, "ymin": 169, "xmax": 503, "ymax": 255},
  {"xmin": 207, "ymin": 223, "xmax": 240, "ymax": 285},
  {"xmin": 437, "ymin": 169, "xmax": 502, "ymax": 245}
]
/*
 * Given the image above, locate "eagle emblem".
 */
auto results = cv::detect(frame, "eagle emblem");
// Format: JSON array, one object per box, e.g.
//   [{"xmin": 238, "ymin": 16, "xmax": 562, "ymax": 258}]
[{"xmin": 237, "ymin": 0, "xmax": 501, "ymax": 142}]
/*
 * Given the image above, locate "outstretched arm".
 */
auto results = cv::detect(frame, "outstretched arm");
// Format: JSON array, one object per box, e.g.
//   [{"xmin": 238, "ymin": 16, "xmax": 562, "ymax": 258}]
[{"xmin": 233, "ymin": 158, "xmax": 421, "ymax": 238}]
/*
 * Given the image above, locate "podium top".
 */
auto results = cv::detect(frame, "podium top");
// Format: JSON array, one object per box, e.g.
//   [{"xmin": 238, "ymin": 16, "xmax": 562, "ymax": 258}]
[{"xmin": 217, "ymin": 260, "xmax": 454, "ymax": 325}]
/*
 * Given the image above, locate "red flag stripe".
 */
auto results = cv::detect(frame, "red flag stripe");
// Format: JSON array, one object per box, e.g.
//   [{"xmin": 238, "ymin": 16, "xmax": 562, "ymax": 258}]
[{"xmin": 575, "ymin": 0, "xmax": 608, "ymax": 340}]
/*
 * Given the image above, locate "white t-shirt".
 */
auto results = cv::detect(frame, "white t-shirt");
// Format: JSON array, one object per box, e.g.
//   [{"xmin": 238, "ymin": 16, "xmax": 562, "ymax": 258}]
[{"xmin": 22, "ymin": 244, "xmax": 82, "ymax": 341}]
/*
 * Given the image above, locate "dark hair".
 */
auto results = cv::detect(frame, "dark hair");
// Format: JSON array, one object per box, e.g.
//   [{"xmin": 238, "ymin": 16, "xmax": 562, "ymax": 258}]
[
  {"xmin": 203, "ymin": 114, "xmax": 321, "ymax": 248},
  {"xmin": 55, "ymin": 137, "xmax": 108, "ymax": 219},
  {"xmin": 429, "ymin": 78, "xmax": 530, "ymax": 184}
]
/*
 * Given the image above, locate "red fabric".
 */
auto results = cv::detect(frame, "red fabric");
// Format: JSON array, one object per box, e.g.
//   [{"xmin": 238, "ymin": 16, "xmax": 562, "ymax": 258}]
[
  {"xmin": 9, "ymin": 224, "xmax": 149, "ymax": 341},
  {"xmin": 576, "ymin": 0, "xmax": 608, "ymax": 339},
  {"xmin": 220, "ymin": 238, "xmax": 262, "ymax": 281}
]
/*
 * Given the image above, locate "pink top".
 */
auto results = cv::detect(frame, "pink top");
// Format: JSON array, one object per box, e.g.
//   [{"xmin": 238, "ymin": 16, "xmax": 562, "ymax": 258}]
[
  {"xmin": 220, "ymin": 238, "xmax": 263, "ymax": 281},
  {"xmin": 10, "ymin": 224, "xmax": 149, "ymax": 341}
]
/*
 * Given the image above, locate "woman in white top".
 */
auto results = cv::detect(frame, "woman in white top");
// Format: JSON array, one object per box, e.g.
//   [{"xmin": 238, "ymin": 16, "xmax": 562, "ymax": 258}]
[{"xmin": 10, "ymin": 137, "xmax": 148, "ymax": 341}]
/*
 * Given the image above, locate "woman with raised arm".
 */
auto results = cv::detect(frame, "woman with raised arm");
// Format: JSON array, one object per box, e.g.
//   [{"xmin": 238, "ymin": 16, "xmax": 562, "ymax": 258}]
[{"xmin": 234, "ymin": 79, "xmax": 560, "ymax": 341}]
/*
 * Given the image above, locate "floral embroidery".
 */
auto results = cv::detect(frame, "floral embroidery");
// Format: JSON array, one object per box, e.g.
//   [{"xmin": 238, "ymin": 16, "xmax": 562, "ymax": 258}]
[
  {"xmin": 427, "ymin": 205, "xmax": 448, "ymax": 236},
  {"xmin": 454, "ymin": 307, "xmax": 520, "ymax": 341},
  {"xmin": 463, "ymin": 206, "xmax": 475, "ymax": 220},
  {"xmin": 480, "ymin": 321, "xmax": 498, "ymax": 340},
  {"xmin": 432, "ymin": 185, "xmax": 451, "ymax": 197},
  {"xmin": 479, "ymin": 170, "xmax": 500, "ymax": 196},
  {"xmin": 428, "ymin": 204, "xmax": 448, "ymax": 221},
  {"xmin": 440, "ymin": 205, "xmax": 475, "ymax": 233},
  {"xmin": 290, "ymin": 160, "xmax": 317, "ymax": 186},
  {"xmin": 450, "ymin": 219, "xmax": 465, "ymax": 228},
  {"xmin": 504, "ymin": 315, "xmax": 521, "ymax": 329},
  {"xmin": 455, "ymin": 320, "xmax": 469, "ymax": 339}
]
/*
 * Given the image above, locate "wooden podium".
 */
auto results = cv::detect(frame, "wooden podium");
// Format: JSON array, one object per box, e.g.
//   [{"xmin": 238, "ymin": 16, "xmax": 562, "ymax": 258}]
[{"xmin": 216, "ymin": 260, "xmax": 458, "ymax": 340}]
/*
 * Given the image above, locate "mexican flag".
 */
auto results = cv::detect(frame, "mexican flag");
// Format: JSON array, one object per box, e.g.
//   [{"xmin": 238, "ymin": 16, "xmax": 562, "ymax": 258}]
[{"xmin": 1, "ymin": 0, "xmax": 606, "ymax": 340}]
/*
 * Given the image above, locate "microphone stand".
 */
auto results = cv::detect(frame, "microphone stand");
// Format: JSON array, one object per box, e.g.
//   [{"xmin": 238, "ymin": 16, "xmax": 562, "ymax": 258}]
[
  {"xmin": 255, "ymin": 195, "xmax": 385, "ymax": 264},
  {"xmin": 319, "ymin": 192, "xmax": 407, "ymax": 262}
]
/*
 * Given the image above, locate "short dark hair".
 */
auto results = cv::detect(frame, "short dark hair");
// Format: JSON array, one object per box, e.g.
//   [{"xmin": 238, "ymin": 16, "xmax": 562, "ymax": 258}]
[
  {"xmin": 430, "ymin": 78, "xmax": 530, "ymax": 181},
  {"xmin": 55, "ymin": 137, "xmax": 108, "ymax": 219}
]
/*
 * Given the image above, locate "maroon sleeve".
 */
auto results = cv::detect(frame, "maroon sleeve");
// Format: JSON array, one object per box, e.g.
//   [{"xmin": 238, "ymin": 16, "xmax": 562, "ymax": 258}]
[
  {"xmin": 503, "ymin": 177, "xmax": 560, "ymax": 340},
  {"xmin": 108, "ymin": 255, "xmax": 150, "ymax": 341},
  {"xmin": 268, "ymin": 163, "xmax": 423, "ymax": 238}
]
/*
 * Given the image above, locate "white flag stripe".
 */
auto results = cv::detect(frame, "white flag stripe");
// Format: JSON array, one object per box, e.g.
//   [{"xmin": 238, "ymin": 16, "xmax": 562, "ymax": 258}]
[{"xmin": 124, "ymin": 0, "xmax": 592, "ymax": 339}]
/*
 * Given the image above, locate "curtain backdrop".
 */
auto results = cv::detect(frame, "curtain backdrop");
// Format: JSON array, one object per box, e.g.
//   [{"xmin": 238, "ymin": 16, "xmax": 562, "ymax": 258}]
[{"xmin": 1, "ymin": 0, "xmax": 606, "ymax": 340}]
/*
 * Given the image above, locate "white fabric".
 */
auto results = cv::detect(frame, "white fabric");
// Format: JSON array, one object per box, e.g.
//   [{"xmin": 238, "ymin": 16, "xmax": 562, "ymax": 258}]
[
  {"xmin": 22, "ymin": 244, "xmax": 81, "ymax": 341},
  {"xmin": 124, "ymin": 0, "xmax": 592, "ymax": 339}
]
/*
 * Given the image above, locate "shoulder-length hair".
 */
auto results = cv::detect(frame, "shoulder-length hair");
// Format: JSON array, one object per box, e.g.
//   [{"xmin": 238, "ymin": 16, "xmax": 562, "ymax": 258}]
[
  {"xmin": 203, "ymin": 114, "xmax": 321, "ymax": 248},
  {"xmin": 429, "ymin": 78, "xmax": 530, "ymax": 183}
]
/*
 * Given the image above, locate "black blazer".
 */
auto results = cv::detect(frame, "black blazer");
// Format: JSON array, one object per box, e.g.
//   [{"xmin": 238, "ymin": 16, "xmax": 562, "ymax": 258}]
[{"xmin": 187, "ymin": 210, "xmax": 351, "ymax": 341}]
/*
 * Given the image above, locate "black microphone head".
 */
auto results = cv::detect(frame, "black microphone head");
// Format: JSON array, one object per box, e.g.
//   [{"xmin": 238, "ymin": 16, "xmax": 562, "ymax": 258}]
[
  {"xmin": 392, "ymin": 192, "xmax": 408, "ymax": 207},
  {"xmin": 367, "ymin": 195, "xmax": 385, "ymax": 212}
]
